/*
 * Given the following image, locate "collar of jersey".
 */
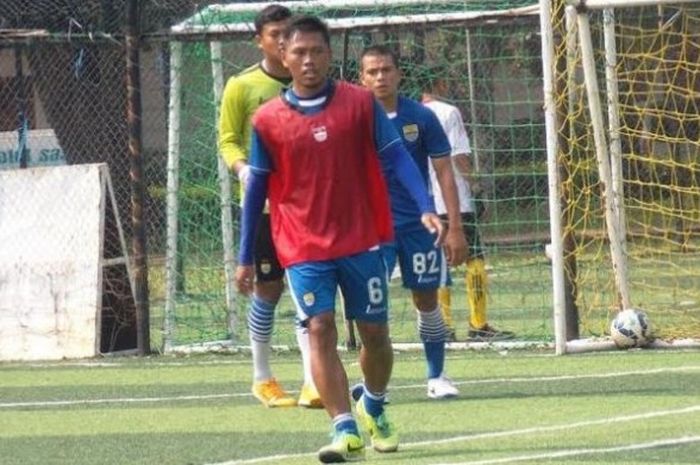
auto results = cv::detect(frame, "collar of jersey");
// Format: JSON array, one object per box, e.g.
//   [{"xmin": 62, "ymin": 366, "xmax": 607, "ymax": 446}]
[
  {"xmin": 281, "ymin": 79, "xmax": 336, "ymax": 114},
  {"xmin": 257, "ymin": 61, "xmax": 292, "ymax": 86}
]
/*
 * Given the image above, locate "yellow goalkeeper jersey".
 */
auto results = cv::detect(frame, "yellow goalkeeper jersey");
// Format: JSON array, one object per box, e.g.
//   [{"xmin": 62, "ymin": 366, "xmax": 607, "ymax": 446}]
[{"xmin": 218, "ymin": 63, "xmax": 291, "ymax": 171}]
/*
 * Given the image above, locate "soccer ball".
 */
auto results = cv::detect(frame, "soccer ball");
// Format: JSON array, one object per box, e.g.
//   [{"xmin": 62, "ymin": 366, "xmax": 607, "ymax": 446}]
[{"xmin": 610, "ymin": 308, "xmax": 652, "ymax": 349}]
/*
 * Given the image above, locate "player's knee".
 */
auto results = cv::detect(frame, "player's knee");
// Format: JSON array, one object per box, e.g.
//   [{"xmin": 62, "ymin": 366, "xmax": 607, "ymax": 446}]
[
  {"xmin": 254, "ymin": 279, "xmax": 284, "ymax": 303},
  {"xmin": 412, "ymin": 289, "xmax": 438, "ymax": 311},
  {"xmin": 357, "ymin": 322, "xmax": 390, "ymax": 350},
  {"xmin": 306, "ymin": 312, "xmax": 337, "ymax": 347}
]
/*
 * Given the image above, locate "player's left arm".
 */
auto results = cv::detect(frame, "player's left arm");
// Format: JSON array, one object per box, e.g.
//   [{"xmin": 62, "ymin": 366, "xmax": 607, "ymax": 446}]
[
  {"xmin": 426, "ymin": 110, "xmax": 467, "ymax": 266},
  {"xmin": 372, "ymin": 101, "xmax": 445, "ymax": 243}
]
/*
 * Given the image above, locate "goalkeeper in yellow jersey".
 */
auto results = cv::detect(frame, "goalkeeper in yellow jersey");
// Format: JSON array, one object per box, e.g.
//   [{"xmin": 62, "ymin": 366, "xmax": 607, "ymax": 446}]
[
  {"xmin": 218, "ymin": 4, "xmax": 321, "ymax": 408},
  {"xmin": 421, "ymin": 69, "xmax": 515, "ymax": 342}
]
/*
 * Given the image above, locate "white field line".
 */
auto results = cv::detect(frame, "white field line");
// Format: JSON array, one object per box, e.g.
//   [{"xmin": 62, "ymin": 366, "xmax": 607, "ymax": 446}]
[
  {"xmin": 404, "ymin": 404, "xmax": 700, "ymax": 448},
  {"xmin": 1, "ymin": 365, "xmax": 698, "ymax": 409},
  {"xmin": 433, "ymin": 435, "xmax": 700, "ymax": 465},
  {"xmin": 206, "ymin": 407, "xmax": 700, "ymax": 465},
  {"xmin": 0, "ymin": 393, "xmax": 243, "ymax": 408},
  {"xmin": 4, "ymin": 359, "xmax": 255, "ymax": 369}
]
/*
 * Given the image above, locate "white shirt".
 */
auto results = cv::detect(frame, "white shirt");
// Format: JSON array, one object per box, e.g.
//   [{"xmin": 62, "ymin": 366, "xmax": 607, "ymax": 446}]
[{"xmin": 423, "ymin": 99, "xmax": 474, "ymax": 214}]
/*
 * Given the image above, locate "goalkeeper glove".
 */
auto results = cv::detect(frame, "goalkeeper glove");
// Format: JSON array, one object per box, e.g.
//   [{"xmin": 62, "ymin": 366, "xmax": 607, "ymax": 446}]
[{"xmin": 237, "ymin": 164, "xmax": 251, "ymax": 187}]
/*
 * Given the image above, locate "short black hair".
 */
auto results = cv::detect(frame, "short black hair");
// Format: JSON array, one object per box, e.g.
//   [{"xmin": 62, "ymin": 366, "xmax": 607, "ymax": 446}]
[
  {"xmin": 359, "ymin": 45, "xmax": 399, "ymax": 70},
  {"xmin": 283, "ymin": 15, "xmax": 331, "ymax": 47},
  {"xmin": 254, "ymin": 4, "xmax": 292, "ymax": 34}
]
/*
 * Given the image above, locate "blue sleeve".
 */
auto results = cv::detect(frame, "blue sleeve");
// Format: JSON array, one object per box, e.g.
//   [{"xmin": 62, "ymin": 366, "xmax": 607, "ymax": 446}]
[
  {"xmin": 381, "ymin": 142, "xmax": 435, "ymax": 215},
  {"xmin": 238, "ymin": 170, "xmax": 268, "ymax": 265},
  {"xmin": 423, "ymin": 109, "xmax": 451, "ymax": 158},
  {"xmin": 249, "ymin": 128, "xmax": 273, "ymax": 172},
  {"xmin": 372, "ymin": 100, "xmax": 402, "ymax": 152}
]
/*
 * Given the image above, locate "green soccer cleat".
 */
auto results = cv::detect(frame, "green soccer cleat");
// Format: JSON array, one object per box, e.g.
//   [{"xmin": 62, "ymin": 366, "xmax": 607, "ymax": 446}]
[
  {"xmin": 356, "ymin": 397, "xmax": 399, "ymax": 453},
  {"xmin": 317, "ymin": 432, "xmax": 365, "ymax": 463}
]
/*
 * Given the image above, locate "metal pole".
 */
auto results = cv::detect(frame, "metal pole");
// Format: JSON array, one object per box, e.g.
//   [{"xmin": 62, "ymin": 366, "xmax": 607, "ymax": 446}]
[
  {"xmin": 568, "ymin": 0, "xmax": 697, "ymax": 10},
  {"xmin": 164, "ymin": 41, "xmax": 182, "ymax": 352},
  {"xmin": 465, "ymin": 28, "xmax": 480, "ymax": 173},
  {"xmin": 575, "ymin": 5, "xmax": 632, "ymax": 309},
  {"xmin": 14, "ymin": 47, "xmax": 28, "ymax": 169},
  {"xmin": 603, "ymin": 8, "xmax": 628, "ymax": 254},
  {"xmin": 125, "ymin": 0, "xmax": 150, "ymax": 355},
  {"xmin": 210, "ymin": 41, "xmax": 238, "ymax": 343},
  {"xmin": 540, "ymin": 0, "xmax": 568, "ymax": 355}
]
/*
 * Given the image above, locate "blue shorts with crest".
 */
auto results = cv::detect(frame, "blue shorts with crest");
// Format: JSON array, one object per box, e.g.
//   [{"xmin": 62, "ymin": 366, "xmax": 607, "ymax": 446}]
[
  {"xmin": 286, "ymin": 247, "xmax": 389, "ymax": 324},
  {"xmin": 382, "ymin": 227, "xmax": 451, "ymax": 290}
]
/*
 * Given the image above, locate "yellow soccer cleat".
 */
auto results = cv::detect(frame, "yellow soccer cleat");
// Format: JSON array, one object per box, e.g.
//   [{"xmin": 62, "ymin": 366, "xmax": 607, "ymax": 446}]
[
  {"xmin": 355, "ymin": 397, "xmax": 399, "ymax": 453},
  {"xmin": 318, "ymin": 432, "xmax": 365, "ymax": 463},
  {"xmin": 251, "ymin": 378, "xmax": 297, "ymax": 408},
  {"xmin": 298, "ymin": 382, "xmax": 323, "ymax": 409}
]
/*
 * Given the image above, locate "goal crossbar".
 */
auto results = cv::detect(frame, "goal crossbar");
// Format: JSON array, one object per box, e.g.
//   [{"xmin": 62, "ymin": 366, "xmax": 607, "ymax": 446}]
[
  {"xmin": 568, "ymin": 0, "xmax": 699, "ymax": 10},
  {"xmin": 171, "ymin": 5, "xmax": 539, "ymax": 35}
]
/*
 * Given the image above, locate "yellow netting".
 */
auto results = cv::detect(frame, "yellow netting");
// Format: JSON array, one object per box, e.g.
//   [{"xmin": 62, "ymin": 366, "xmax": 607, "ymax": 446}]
[{"xmin": 551, "ymin": 1, "xmax": 700, "ymax": 339}]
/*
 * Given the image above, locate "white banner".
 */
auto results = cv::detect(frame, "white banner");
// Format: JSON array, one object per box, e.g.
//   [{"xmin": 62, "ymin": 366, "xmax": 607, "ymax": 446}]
[{"xmin": 0, "ymin": 164, "xmax": 104, "ymax": 361}]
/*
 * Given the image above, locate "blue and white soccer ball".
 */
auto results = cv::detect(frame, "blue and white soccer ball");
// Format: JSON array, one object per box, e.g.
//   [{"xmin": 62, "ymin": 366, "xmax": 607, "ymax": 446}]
[{"xmin": 610, "ymin": 308, "xmax": 652, "ymax": 349}]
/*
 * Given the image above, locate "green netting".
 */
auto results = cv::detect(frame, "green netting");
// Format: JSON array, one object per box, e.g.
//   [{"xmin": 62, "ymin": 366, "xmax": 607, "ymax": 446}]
[
  {"xmin": 551, "ymin": 1, "xmax": 700, "ymax": 340},
  {"xmin": 158, "ymin": 2, "xmax": 551, "ymax": 349}
]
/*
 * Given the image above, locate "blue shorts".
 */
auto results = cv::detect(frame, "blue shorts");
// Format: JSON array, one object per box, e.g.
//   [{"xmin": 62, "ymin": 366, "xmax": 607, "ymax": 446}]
[
  {"xmin": 383, "ymin": 228, "xmax": 451, "ymax": 290},
  {"xmin": 286, "ymin": 248, "xmax": 389, "ymax": 324}
]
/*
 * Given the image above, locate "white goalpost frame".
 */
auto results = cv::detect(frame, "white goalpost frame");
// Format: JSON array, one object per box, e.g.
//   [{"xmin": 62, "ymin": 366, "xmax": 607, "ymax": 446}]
[
  {"xmin": 166, "ymin": 2, "xmax": 566, "ymax": 354},
  {"xmin": 164, "ymin": 41, "xmax": 238, "ymax": 351},
  {"xmin": 164, "ymin": 41, "xmax": 182, "ymax": 352},
  {"xmin": 568, "ymin": 0, "xmax": 698, "ymax": 9},
  {"xmin": 171, "ymin": 5, "xmax": 540, "ymax": 35},
  {"xmin": 562, "ymin": 1, "xmax": 700, "ymax": 353},
  {"xmin": 210, "ymin": 41, "xmax": 238, "ymax": 343},
  {"xmin": 603, "ymin": 8, "xmax": 628, "ymax": 261},
  {"xmin": 539, "ymin": 0, "xmax": 568, "ymax": 355},
  {"xmin": 570, "ymin": 4, "xmax": 632, "ymax": 311},
  {"xmin": 464, "ymin": 28, "xmax": 481, "ymax": 173},
  {"xmin": 208, "ymin": 0, "xmax": 469, "ymax": 13}
]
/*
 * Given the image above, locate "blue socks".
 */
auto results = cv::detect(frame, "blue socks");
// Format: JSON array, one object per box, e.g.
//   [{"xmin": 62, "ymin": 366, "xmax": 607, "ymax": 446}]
[
  {"xmin": 248, "ymin": 295, "xmax": 276, "ymax": 343},
  {"xmin": 333, "ymin": 413, "xmax": 360, "ymax": 436},
  {"xmin": 362, "ymin": 386, "xmax": 387, "ymax": 417},
  {"xmin": 417, "ymin": 307, "xmax": 448, "ymax": 379}
]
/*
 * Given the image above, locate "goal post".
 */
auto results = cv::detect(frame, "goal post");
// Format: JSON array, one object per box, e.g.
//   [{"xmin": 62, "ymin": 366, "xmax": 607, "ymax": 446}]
[
  {"xmin": 572, "ymin": 3, "xmax": 632, "ymax": 309},
  {"xmin": 163, "ymin": 1, "xmax": 557, "ymax": 350},
  {"xmin": 549, "ymin": 0, "xmax": 700, "ymax": 352}
]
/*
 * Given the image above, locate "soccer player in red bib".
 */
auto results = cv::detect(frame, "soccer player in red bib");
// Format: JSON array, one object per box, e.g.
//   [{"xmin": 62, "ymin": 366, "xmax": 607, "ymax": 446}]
[
  {"xmin": 218, "ymin": 4, "xmax": 321, "ymax": 410},
  {"xmin": 235, "ymin": 15, "xmax": 443, "ymax": 463}
]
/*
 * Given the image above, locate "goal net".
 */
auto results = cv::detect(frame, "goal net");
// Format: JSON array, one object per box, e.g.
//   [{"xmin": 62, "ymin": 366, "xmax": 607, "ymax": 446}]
[
  {"xmin": 162, "ymin": 1, "xmax": 552, "ymax": 350},
  {"xmin": 548, "ymin": 0, "xmax": 700, "ymax": 349}
]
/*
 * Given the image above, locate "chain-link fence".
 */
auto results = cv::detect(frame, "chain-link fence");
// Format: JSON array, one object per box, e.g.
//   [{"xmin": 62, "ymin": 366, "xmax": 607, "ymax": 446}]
[{"xmin": 1, "ymin": 0, "xmax": 555, "ymax": 353}]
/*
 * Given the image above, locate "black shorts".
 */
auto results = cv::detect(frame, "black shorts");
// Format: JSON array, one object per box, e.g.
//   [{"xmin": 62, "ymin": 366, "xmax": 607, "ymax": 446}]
[
  {"xmin": 439, "ymin": 212, "xmax": 485, "ymax": 260},
  {"xmin": 254, "ymin": 214, "xmax": 284, "ymax": 282}
]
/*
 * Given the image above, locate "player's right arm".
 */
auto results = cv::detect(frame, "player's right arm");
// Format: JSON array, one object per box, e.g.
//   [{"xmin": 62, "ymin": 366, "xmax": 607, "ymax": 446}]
[
  {"xmin": 372, "ymin": 100, "xmax": 445, "ymax": 244},
  {"xmin": 218, "ymin": 77, "xmax": 252, "ymax": 184},
  {"xmin": 235, "ymin": 129, "xmax": 271, "ymax": 294}
]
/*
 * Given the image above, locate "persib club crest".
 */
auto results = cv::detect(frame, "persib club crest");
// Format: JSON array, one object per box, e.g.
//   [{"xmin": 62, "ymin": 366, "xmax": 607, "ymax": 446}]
[
  {"xmin": 303, "ymin": 292, "xmax": 315, "ymax": 306},
  {"xmin": 260, "ymin": 260, "xmax": 271, "ymax": 275},
  {"xmin": 312, "ymin": 125, "xmax": 328, "ymax": 142},
  {"xmin": 402, "ymin": 124, "xmax": 419, "ymax": 142}
]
